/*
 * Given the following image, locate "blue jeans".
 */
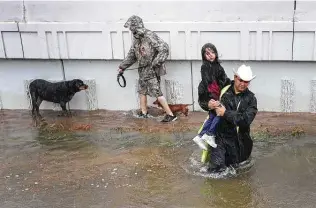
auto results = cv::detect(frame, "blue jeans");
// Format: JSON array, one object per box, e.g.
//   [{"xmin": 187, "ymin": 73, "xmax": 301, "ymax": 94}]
[{"xmin": 198, "ymin": 111, "xmax": 220, "ymax": 137}]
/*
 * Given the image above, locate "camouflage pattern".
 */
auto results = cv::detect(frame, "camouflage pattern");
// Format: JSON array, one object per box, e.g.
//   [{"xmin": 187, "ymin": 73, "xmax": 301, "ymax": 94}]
[
  {"xmin": 119, "ymin": 15, "xmax": 169, "ymax": 81},
  {"xmin": 138, "ymin": 77, "xmax": 163, "ymax": 97},
  {"xmin": 123, "ymin": 15, "xmax": 144, "ymax": 31}
]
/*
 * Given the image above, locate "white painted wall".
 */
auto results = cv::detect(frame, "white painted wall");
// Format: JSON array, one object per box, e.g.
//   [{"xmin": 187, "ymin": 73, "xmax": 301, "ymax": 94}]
[
  {"xmin": 1, "ymin": 59, "xmax": 316, "ymax": 112},
  {"xmin": 0, "ymin": 60, "xmax": 63, "ymax": 109},
  {"xmin": 3, "ymin": 21, "xmax": 315, "ymax": 61},
  {"xmin": 1, "ymin": 0, "xmax": 313, "ymax": 61},
  {"xmin": 0, "ymin": 1, "xmax": 295, "ymax": 23},
  {"xmin": 0, "ymin": 1, "xmax": 316, "ymax": 112}
]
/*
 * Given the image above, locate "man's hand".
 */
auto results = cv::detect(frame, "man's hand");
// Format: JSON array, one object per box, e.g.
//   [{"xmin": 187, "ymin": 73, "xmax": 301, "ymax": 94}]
[
  {"xmin": 215, "ymin": 105, "xmax": 226, "ymax": 116},
  {"xmin": 208, "ymin": 99, "xmax": 221, "ymax": 110}
]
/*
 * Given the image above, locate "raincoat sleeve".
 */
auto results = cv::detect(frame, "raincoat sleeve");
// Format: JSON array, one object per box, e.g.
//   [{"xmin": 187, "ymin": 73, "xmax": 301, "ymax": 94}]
[
  {"xmin": 200, "ymin": 64, "xmax": 209, "ymax": 84},
  {"xmin": 148, "ymin": 33, "xmax": 169, "ymax": 67},
  {"xmin": 198, "ymin": 81, "xmax": 210, "ymax": 112},
  {"xmin": 223, "ymin": 95, "xmax": 258, "ymax": 127},
  {"xmin": 119, "ymin": 46, "xmax": 137, "ymax": 70},
  {"xmin": 198, "ymin": 64, "xmax": 211, "ymax": 111}
]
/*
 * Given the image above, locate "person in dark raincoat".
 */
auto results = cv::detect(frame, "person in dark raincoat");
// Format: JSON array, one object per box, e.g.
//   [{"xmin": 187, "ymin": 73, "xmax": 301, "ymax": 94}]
[
  {"xmin": 193, "ymin": 43, "xmax": 231, "ymax": 150},
  {"xmin": 198, "ymin": 64, "xmax": 258, "ymax": 173},
  {"xmin": 118, "ymin": 15, "xmax": 177, "ymax": 122}
]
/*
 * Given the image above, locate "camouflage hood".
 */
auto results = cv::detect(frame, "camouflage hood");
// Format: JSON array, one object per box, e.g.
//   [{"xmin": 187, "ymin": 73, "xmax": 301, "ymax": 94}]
[{"xmin": 124, "ymin": 15, "xmax": 145, "ymax": 31}]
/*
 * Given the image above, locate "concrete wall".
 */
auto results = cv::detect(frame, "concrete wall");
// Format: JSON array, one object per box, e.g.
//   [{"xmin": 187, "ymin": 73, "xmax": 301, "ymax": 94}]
[
  {"xmin": 1, "ymin": 0, "xmax": 313, "ymax": 61},
  {"xmin": 1, "ymin": 59, "xmax": 316, "ymax": 112},
  {"xmin": 0, "ymin": 1, "xmax": 316, "ymax": 112},
  {"xmin": 0, "ymin": 1, "xmax": 296, "ymax": 23}
]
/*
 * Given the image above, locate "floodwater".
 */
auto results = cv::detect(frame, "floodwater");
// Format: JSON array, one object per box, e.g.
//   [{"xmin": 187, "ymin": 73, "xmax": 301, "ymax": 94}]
[{"xmin": 1, "ymin": 110, "xmax": 316, "ymax": 208}]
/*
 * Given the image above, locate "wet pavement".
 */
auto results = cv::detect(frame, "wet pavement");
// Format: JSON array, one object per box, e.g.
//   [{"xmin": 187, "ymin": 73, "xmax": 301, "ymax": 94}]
[{"xmin": 1, "ymin": 109, "xmax": 316, "ymax": 208}]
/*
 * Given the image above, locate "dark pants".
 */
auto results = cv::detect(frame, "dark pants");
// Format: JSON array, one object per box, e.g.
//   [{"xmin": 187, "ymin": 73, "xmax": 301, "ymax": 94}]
[
  {"xmin": 198, "ymin": 111, "xmax": 220, "ymax": 137},
  {"xmin": 210, "ymin": 136, "xmax": 239, "ymax": 168},
  {"xmin": 210, "ymin": 132, "xmax": 253, "ymax": 169}
]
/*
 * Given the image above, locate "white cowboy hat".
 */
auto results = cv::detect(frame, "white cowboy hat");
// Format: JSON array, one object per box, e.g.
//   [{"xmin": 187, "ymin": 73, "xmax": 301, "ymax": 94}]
[{"xmin": 233, "ymin": 64, "xmax": 256, "ymax": 81}]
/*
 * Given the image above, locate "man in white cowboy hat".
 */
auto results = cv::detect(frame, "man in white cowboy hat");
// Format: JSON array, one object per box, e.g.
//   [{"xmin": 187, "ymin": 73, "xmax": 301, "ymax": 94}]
[
  {"xmin": 200, "ymin": 64, "xmax": 258, "ymax": 173},
  {"xmin": 231, "ymin": 64, "xmax": 256, "ymax": 92}
]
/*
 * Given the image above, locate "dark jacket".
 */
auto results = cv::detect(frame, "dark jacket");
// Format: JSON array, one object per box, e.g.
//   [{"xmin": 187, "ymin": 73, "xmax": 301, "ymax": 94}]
[
  {"xmin": 209, "ymin": 82, "xmax": 258, "ymax": 167},
  {"xmin": 198, "ymin": 43, "xmax": 230, "ymax": 111}
]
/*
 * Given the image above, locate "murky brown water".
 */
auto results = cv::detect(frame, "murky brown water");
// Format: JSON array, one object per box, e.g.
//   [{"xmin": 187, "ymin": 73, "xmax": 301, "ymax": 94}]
[{"xmin": 1, "ymin": 110, "xmax": 316, "ymax": 208}]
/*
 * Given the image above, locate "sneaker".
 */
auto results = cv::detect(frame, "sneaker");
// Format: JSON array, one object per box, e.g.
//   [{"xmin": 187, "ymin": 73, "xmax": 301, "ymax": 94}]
[
  {"xmin": 161, "ymin": 114, "xmax": 177, "ymax": 122},
  {"xmin": 137, "ymin": 112, "xmax": 148, "ymax": 118},
  {"xmin": 193, "ymin": 135, "xmax": 208, "ymax": 150},
  {"xmin": 202, "ymin": 134, "xmax": 217, "ymax": 148}
]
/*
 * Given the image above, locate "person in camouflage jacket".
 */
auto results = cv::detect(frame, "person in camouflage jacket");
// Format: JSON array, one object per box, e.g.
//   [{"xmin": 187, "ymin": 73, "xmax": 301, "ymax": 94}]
[{"xmin": 118, "ymin": 15, "xmax": 177, "ymax": 122}]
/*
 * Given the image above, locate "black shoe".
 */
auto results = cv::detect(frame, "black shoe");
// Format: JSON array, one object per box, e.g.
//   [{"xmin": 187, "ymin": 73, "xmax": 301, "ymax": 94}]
[
  {"xmin": 137, "ymin": 112, "xmax": 148, "ymax": 118},
  {"xmin": 161, "ymin": 114, "xmax": 177, "ymax": 122}
]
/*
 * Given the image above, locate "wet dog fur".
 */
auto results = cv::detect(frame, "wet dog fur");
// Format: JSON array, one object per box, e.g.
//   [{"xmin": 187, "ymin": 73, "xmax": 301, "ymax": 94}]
[
  {"xmin": 29, "ymin": 79, "xmax": 88, "ymax": 119},
  {"xmin": 153, "ymin": 99, "xmax": 193, "ymax": 116}
]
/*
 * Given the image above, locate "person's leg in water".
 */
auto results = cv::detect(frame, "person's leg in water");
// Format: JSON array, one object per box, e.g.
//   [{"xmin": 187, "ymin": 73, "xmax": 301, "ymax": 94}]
[
  {"xmin": 208, "ymin": 137, "xmax": 227, "ymax": 173},
  {"xmin": 192, "ymin": 111, "xmax": 215, "ymax": 150},
  {"xmin": 152, "ymin": 76, "xmax": 177, "ymax": 122},
  {"xmin": 138, "ymin": 94, "xmax": 148, "ymax": 118},
  {"xmin": 157, "ymin": 96, "xmax": 177, "ymax": 122},
  {"xmin": 144, "ymin": 76, "xmax": 177, "ymax": 122},
  {"xmin": 137, "ymin": 79, "xmax": 149, "ymax": 118}
]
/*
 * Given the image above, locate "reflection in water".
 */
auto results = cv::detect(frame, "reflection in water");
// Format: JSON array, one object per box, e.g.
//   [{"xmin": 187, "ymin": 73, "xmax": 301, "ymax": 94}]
[
  {"xmin": 35, "ymin": 130, "xmax": 94, "ymax": 151},
  {"xmin": 201, "ymin": 178, "xmax": 256, "ymax": 208},
  {"xmin": 0, "ymin": 110, "xmax": 316, "ymax": 208}
]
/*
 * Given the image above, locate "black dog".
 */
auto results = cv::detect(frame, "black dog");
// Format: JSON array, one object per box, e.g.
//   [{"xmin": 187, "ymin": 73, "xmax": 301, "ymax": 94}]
[{"xmin": 29, "ymin": 79, "xmax": 88, "ymax": 118}]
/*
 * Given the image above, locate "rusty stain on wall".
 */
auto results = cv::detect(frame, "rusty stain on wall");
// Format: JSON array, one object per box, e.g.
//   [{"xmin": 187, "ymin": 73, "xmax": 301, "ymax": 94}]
[
  {"xmin": 310, "ymin": 79, "xmax": 316, "ymax": 113},
  {"xmin": 84, "ymin": 79, "xmax": 98, "ymax": 110},
  {"xmin": 165, "ymin": 79, "xmax": 184, "ymax": 104},
  {"xmin": 281, "ymin": 78, "xmax": 295, "ymax": 112}
]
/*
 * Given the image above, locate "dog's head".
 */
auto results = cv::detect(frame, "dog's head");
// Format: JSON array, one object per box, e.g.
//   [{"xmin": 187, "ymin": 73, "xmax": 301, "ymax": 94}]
[{"xmin": 69, "ymin": 79, "xmax": 88, "ymax": 92}]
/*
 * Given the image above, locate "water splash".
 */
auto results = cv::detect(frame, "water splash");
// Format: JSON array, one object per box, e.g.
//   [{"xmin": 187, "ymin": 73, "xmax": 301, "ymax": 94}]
[
  {"xmin": 130, "ymin": 109, "xmax": 165, "ymax": 121},
  {"xmin": 182, "ymin": 149, "xmax": 254, "ymax": 179}
]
